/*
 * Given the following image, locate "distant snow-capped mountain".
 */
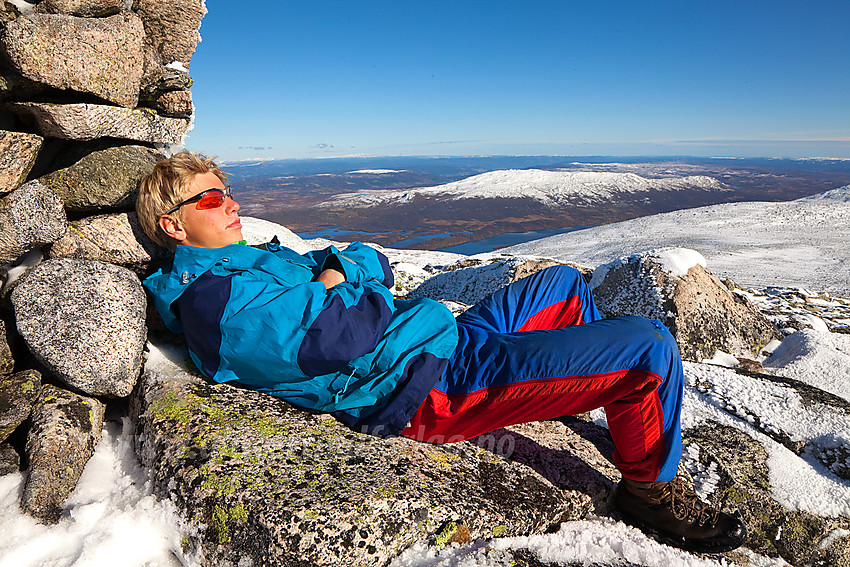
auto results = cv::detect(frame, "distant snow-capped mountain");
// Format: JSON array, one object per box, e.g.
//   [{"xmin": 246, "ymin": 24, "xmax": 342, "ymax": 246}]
[
  {"xmin": 319, "ymin": 169, "xmax": 732, "ymax": 208},
  {"xmin": 799, "ymin": 184, "xmax": 850, "ymax": 202}
]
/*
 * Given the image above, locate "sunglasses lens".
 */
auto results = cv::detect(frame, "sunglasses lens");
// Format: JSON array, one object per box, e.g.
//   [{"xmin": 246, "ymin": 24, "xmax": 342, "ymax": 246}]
[{"xmin": 196, "ymin": 190, "xmax": 226, "ymax": 210}]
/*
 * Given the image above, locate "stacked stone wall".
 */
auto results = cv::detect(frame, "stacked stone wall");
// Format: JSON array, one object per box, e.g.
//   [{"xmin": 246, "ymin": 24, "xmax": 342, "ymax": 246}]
[{"xmin": 0, "ymin": 0, "xmax": 203, "ymax": 523}]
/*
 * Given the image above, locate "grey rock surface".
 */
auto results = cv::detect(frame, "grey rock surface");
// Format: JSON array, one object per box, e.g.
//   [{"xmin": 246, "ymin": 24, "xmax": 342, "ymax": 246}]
[
  {"xmin": 21, "ymin": 383, "xmax": 105, "ymax": 523},
  {"xmin": 132, "ymin": 0, "xmax": 205, "ymax": 65},
  {"xmin": 591, "ymin": 251, "xmax": 783, "ymax": 362},
  {"xmin": 139, "ymin": 54, "xmax": 193, "ymax": 102},
  {"xmin": 12, "ymin": 258, "xmax": 146, "ymax": 397},
  {"xmin": 132, "ymin": 345, "xmax": 850, "ymax": 566},
  {"xmin": 1, "ymin": 13, "xmax": 145, "ymax": 108},
  {"xmin": 0, "ymin": 129, "xmax": 43, "ymax": 196},
  {"xmin": 0, "ymin": 318, "xmax": 13, "ymax": 375},
  {"xmin": 151, "ymin": 89, "xmax": 193, "ymax": 117},
  {"xmin": 47, "ymin": 211, "xmax": 171, "ymax": 273},
  {"xmin": 6, "ymin": 102, "xmax": 190, "ymax": 144},
  {"xmin": 37, "ymin": 142, "xmax": 161, "ymax": 212},
  {"xmin": 0, "ymin": 369, "xmax": 41, "ymax": 442},
  {"xmin": 0, "ymin": 65, "xmax": 52, "ymax": 102},
  {"xmin": 0, "ymin": 179, "xmax": 67, "ymax": 265},
  {"xmin": 34, "ymin": 0, "xmax": 122, "ymax": 17},
  {"xmin": 0, "ymin": 1, "xmax": 17, "ymax": 23},
  {"xmin": 0, "ymin": 440, "xmax": 19, "ymax": 474},
  {"xmin": 408, "ymin": 256, "xmax": 585, "ymax": 307},
  {"xmin": 131, "ymin": 361, "xmax": 593, "ymax": 566}
]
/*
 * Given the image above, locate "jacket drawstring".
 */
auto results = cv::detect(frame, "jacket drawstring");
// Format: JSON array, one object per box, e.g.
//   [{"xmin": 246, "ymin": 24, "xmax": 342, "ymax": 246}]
[{"xmin": 334, "ymin": 369, "xmax": 357, "ymax": 404}]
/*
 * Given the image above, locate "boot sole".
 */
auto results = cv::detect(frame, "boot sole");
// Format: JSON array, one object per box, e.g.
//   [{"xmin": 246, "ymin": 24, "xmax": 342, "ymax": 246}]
[{"xmin": 618, "ymin": 507, "xmax": 748, "ymax": 554}]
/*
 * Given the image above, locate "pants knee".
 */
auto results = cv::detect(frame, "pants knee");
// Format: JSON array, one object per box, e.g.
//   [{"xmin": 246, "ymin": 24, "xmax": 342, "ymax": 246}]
[
  {"xmin": 624, "ymin": 316, "xmax": 683, "ymax": 382},
  {"xmin": 541, "ymin": 265, "xmax": 586, "ymax": 289}
]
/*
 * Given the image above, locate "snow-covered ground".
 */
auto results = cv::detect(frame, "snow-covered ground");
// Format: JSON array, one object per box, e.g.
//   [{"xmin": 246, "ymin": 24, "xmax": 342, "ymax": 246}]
[
  {"xmin": 319, "ymin": 169, "xmax": 732, "ymax": 208},
  {"xmin": 505, "ymin": 186, "xmax": 850, "ymax": 296},
  {"xmin": 0, "ymin": 420, "xmax": 189, "ymax": 567},
  {"xmin": 2, "ymin": 188, "xmax": 849, "ymax": 567}
]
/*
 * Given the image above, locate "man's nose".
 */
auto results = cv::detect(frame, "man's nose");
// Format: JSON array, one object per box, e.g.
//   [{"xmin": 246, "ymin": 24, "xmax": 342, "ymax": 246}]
[{"xmin": 226, "ymin": 196, "xmax": 240, "ymax": 212}]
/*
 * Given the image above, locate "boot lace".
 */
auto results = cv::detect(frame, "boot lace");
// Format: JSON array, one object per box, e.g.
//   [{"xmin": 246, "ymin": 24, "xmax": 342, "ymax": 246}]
[{"xmin": 658, "ymin": 477, "xmax": 719, "ymax": 527}]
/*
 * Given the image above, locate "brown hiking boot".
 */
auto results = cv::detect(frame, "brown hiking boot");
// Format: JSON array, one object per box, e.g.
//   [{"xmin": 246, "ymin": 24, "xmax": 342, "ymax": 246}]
[{"xmin": 615, "ymin": 476, "xmax": 747, "ymax": 553}]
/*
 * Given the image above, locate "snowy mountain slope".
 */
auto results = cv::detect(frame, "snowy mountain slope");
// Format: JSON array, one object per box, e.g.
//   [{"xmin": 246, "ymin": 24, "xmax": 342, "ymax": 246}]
[
  {"xmin": 504, "ymin": 188, "xmax": 850, "ymax": 295},
  {"xmin": 318, "ymin": 169, "xmax": 733, "ymax": 208},
  {"xmin": 799, "ymin": 184, "xmax": 850, "ymax": 202}
]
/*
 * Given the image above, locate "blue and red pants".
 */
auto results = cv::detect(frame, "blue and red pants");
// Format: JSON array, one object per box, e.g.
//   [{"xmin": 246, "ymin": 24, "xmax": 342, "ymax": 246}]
[{"xmin": 401, "ymin": 266, "xmax": 684, "ymax": 483}]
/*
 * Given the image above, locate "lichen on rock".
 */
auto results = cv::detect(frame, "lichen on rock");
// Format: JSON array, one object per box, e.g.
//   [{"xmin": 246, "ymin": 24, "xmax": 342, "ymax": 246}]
[
  {"xmin": 132, "ymin": 357, "xmax": 591, "ymax": 566},
  {"xmin": 21, "ymin": 383, "xmax": 105, "ymax": 523},
  {"xmin": 685, "ymin": 422, "xmax": 850, "ymax": 565}
]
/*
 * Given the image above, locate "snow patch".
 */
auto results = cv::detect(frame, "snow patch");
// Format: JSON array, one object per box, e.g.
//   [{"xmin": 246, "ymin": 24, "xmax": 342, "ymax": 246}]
[
  {"xmin": 1, "ymin": 249, "xmax": 42, "ymax": 294},
  {"xmin": 7, "ymin": 0, "xmax": 34, "ymax": 14},
  {"xmin": 763, "ymin": 329, "xmax": 850, "ymax": 402},
  {"xmin": 0, "ymin": 420, "xmax": 198, "ymax": 567},
  {"xmin": 702, "ymin": 350, "xmax": 740, "ymax": 368},
  {"xmin": 390, "ymin": 517, "xmax": 731, "ymax": 567},
  {"xmin": 653, "ymin": 248, "xmax": 706, "ymax": 277},
  {"xmin": 504, "ymin": 198, "xmax": 850, "ymax": 295},
  {"xmin": 682, "ymin": 361, "xmax": 850, "ymax": 518},
  {"xmin": 794, "ymin": 313, "xmax": 830, "ymax": 334},
  {"xmin": 164, "ymin": 61, "xmax": 189, "ymax": 73},
  {"xmin": 490, "ymin": 517, "xmax": 730, "ymax": 566}
]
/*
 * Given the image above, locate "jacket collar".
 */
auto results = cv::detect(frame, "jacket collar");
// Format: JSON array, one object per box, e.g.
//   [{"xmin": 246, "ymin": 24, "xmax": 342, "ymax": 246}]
[{"xmin": 143, "ymin": 243, "xmax": 257, "ymax": 332}]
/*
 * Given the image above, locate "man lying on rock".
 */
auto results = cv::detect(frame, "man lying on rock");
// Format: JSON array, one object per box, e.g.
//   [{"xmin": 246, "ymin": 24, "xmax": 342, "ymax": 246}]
[{"xmin": 137, "ymin": 151, "xmax": 747, "ymax": 554}]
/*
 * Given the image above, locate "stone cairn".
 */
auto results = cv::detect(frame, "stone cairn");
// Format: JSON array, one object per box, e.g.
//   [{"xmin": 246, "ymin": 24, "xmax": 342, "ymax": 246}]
[{"xmin": 0, "ymin": 0, "xmax": 203, "ymax": 523}]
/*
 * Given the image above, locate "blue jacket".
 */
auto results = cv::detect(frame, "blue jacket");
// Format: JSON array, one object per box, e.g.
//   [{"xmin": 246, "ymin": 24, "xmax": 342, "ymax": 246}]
[{"xmin": 143, "ymin": 240, "xmax": 458, "ymax": 436}]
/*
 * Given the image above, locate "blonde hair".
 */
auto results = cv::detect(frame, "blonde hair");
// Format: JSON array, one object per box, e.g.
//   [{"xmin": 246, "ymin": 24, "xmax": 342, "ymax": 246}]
[{"xmin": 136, "ymin": 150, "xmax": 228, "ymax": 247}]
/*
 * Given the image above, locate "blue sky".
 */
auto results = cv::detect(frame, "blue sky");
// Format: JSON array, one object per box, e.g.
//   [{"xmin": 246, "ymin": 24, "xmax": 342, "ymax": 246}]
[{"xmin": 186, "ymin": 1, "xmax": 849, "ymax": 161}]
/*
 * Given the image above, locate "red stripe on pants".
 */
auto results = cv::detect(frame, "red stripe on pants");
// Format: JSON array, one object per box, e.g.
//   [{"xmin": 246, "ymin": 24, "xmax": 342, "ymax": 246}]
[
  {"xmin": 400, "ymin": 368, "xmax": 666, "ymax": 481},
  {"xmin": 517, "ymin": 296, "xmax": 585, "ymax": 331}
]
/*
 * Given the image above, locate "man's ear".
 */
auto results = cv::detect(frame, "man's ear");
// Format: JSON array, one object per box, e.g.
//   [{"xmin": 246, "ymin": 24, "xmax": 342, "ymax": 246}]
[{"xmin": 158, "ymin": 215, "xmax": 187, "ymax": 243}]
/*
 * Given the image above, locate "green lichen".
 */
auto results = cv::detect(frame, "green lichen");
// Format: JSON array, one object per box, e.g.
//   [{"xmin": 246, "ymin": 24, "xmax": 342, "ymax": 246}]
[
  {"xmin": 201, "ymin": 475, "xmax": 236, "ymax": 497},
  {"xmin": 253, "ymin": 416, "xmax": 285, "ymax": 437},
  {"xmin": 68, "ymin": 224, "xmax": 85, "ymax": 239},
  {"xmin": 492, "ymin": 525, "xmax": 507, "ymax": 537},
  {"xmin": 428, "ymin": 451, "xmax": 459, "ymax": 469},
  {"xmin": 0, "ymin": 352, "xmax": 13, "ymax": 372},
  {"xmin": 721, "ymin": 485, "xmax": 747, "ymax": 505},
  {"xmin": 230, "ymin": 503, "xmax": 249, "ymax": 524},
  {"xmin": 211, "ymin": 505, "xmax": 230, "ymax": 544},
  {"xmin": 434, "ymin": 521, "xmax": 459, "ymax": 550},
  {"xmin": 150, "ymin": 391, "xmax": 198, "ymax": 424},
  {"xmin": 21, "ymin": 380, "xmax": 36, "ymax": 394},
  {"xmin": 216, "ymin": 446, "xmax": 244, "ymax": 461}
]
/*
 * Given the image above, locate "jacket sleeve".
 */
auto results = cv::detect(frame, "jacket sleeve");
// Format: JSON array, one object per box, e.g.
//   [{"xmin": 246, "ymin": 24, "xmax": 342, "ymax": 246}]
[{"xmin": 305, "ymin": 241, "xmax": 394, "ymax": 289}]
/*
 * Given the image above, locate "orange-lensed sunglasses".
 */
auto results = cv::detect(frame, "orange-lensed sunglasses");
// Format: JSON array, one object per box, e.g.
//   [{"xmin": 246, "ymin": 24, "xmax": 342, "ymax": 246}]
[{"xmin": 165, "ymin": 186, "xmax": 232, "ymax": 215}]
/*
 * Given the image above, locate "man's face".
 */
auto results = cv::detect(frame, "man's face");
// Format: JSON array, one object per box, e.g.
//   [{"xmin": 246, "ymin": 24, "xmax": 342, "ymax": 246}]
[{"xmin": 172, "ymin": 171, "xmax": 243, "ymax": 248}]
